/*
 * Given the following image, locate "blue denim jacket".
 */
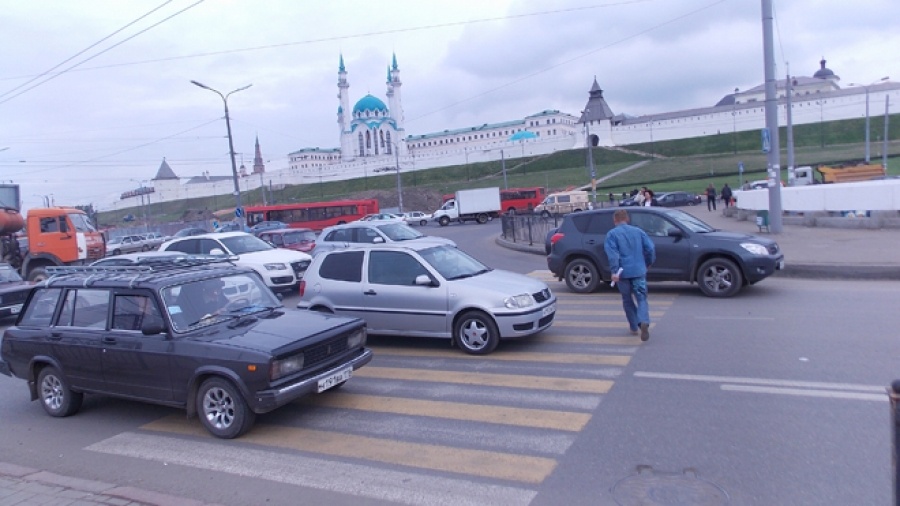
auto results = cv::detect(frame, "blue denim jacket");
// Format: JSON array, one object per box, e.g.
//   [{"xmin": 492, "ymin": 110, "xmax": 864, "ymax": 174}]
[{"xmin": 603, "ymin": 223, "xmax": 656, "ymax": 278}]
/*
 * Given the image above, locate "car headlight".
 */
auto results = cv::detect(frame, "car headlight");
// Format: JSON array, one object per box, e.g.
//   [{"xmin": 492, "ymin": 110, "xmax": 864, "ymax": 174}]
[
  {"xmin": 270, "ymin": 353, "xmax": 305, "ymax": 380},
  {"xmin": 740, "ymin": 242, "xmax": 769, "ymax": 255},
  {"xmin": 347, "ymin": 327, "xmax": 367, "ymax": 348},
  {"xmin": 264, "ymin": 263, "xmax": 288, "ymax": 271},
  {"xmin": 504, "ymin": 294, "xmax": 534, "ymax": 309}
]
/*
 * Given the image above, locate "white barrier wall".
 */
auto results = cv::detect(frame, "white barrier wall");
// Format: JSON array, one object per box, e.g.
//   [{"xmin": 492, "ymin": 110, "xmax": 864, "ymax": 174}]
[{"xmin": 733, "ymin": 180, "xmax": 900, "ymax": 211}]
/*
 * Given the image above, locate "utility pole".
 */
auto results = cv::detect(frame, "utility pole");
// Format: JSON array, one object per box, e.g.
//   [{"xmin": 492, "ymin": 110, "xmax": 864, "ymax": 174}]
[
  {"xmin": 885, "ymin": 95, "xmax": 891, "ymax": 171},
  {"xmin": 761, "ymin": 0, "xmax": 783, "ymax": 233},
  {"xmin": 785, "ymin": 65, "xmax": 796, "ymax": 185}
]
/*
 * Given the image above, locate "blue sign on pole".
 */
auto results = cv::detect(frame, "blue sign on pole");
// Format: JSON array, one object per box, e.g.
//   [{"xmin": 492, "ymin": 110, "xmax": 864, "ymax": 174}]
[
  {"xmin": 761, "ymin": 129, "xmax": 771, "ymax": 153},
  {"xmin": 738, "ymin": 162, "xmax": 744, "ymax": 174},
  {"xmin": 235, "ymin": 207, "xmax": 244, "ymax": 218}
]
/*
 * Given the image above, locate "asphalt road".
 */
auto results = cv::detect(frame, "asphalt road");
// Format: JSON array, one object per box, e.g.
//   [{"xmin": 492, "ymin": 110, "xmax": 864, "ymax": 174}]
[{"xmin": 0, "ymin": 221, "xmax": 896, "ymax": 505}]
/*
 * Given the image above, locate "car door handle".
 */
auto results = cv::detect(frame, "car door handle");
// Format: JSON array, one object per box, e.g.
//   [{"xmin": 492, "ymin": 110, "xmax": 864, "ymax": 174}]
[
  {"xmin": 49, "ymin": 332, "xmax": 63, "ymax": 340},
  {"xmin": 102, "ymin": 337, "xmax": 117, "ymax": 345},
  {"xmin": 364, "ymin": 289, "xmax": 377, "ymax": 296}
]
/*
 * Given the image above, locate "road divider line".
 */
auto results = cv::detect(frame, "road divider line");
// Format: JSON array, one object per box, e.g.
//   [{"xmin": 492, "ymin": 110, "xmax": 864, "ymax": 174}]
[
  {"xmin": 552, "ymin": 321, "xmax": 656, "ymax": 329},
  {"xmin": 369, "ymin": 347, "xmax": 630, "ymax": 366},
  {"xmin": 535, "ymin": 335, "xmax": 642, "ymax": 345},
  {"xmin": 635, "ymin": 371, "xmax": 883, "ymax": 393},
  {"xmin": 356, "ymin": 366, "xmax": 613, "ymax": 394},
  {"xmin": 557, "ymin": 309, "xmax": 666, "ymax": 317},
  {"xmin": 140, "ymin": 416, "xmax": 558, "ymax": 484},
  {"xmin": 302, "ymin": 392, "xmax": 592, "ymax": 431},
  {"xmin": 721, "ymin": 384, "xmax": 887, "ymax": 402}
]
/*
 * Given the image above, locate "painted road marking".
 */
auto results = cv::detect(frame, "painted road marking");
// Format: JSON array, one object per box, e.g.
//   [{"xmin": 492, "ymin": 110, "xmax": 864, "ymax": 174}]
[
  {"xmin": 87, "ymin": 432, "xmax": 538, "ymax": 506},
  {"xmin": 369, "ymin": 347, "xmax": 631, "ymax": 366},
  {"xmin": 634, "ymin": 371, "xmax": 884, "ymax": 393},
  {"xmin": 355, "ymin": 367, "xmax": 613, "ymax": 394},
  {"xmin": 721, "ymin": 384, "xmax": 886, "ymax": 402}
]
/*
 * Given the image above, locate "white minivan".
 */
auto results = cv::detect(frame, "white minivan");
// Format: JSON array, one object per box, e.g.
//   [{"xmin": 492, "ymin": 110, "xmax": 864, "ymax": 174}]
[{"xmin": 533, "ymin": 190, "xmax": 591, "ymax": 217}]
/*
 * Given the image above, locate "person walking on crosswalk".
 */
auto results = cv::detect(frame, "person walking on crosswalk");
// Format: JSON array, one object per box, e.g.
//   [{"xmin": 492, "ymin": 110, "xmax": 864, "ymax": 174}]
[{"xmin": 604, "ymin": 209, "xmax": 656, "ymax": 341}]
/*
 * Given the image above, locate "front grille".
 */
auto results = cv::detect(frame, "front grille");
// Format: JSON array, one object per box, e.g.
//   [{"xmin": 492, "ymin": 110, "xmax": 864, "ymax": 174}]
[
  {"xmin": 538, "ymin": 313, "xmax": 554, "ymax": 327},
  {"xmin": 270, "ymin": 276, "xmax": 293, "ymax": 285},
  {"xmin": 304, "ymin": 335, "xmax": 349, "ymax": 369},
  {"xmin": 291, "ymin": 260, "xmax": 311, "ymax": 275},
  {"xmin": 513, "ymin": 322, "xmax": 534, "ymax": 331},
  {"xmin": 533, "ymin": 288, "xmax": 552, "ymax": 303}
]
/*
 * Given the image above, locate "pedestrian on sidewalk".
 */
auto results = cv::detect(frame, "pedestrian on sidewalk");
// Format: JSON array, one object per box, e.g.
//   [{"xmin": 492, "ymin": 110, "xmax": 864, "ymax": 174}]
[
  {"xmin": 604, "ymin": 209, "xmax": 656, "ymax": 341},
  {"xmin": 721, "ymin": 183, "xmax": 733, "ymax": 208},
  {"xmin": 706, "ymin": 183, "xmax": 717, "ymax": 211}
]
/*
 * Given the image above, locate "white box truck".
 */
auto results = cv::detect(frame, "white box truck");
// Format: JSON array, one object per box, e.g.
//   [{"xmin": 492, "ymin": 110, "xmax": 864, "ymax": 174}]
[{"xmin": 432, "ymin": 187, "xmax": 501, "ymax": 226}]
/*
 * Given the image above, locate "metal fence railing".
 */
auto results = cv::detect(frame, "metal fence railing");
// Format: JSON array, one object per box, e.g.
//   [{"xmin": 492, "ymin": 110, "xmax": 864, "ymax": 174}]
[{"xmin": 499, "ymin": 214, "xmax": 564, "ymax": 248}]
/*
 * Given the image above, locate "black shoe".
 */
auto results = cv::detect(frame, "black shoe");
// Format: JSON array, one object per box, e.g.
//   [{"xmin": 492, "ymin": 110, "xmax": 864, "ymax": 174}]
[{"xmin": 639, "ymin": 323, "xmax": 650, "ymax": 342}]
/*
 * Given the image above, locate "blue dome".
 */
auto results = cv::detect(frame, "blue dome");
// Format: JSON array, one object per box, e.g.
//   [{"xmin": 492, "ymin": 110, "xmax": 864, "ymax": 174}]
[{"xmin": 353, "ymin": 94, "xmax": 388, "ymax": 115}]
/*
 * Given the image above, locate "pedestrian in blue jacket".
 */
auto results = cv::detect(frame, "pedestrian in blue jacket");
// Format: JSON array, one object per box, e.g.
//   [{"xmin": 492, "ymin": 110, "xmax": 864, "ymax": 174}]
[{"xmin": 604, "ymin": 209, "xmax": 656, "ymax": 341}]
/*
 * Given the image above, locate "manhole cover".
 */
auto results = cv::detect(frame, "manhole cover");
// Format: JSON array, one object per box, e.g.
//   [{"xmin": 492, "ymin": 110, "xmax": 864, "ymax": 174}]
[{"xmin": 611, "ymin": 465, "xmax": 729, "ymax": 505}]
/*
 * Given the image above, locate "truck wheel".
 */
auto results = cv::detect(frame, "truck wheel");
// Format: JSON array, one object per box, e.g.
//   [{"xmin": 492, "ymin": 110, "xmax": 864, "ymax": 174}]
[
  {"xmin": 37, "ymin": 366, "xmax": 83, "ymax": 417},
  {"xmin": 476, "ymin": 213, "xmax": 489, "ymax": 224},
  {"xmin": 28, "ymin": 267, "xmax": 49, "ymax": 283},
  {"xmin": 564, "ymin": 258, "xmax": 600, "ymax": 293},
  {"xmin": 420, "ymin": 219, "xmax": 428, "ymax": 226},
  {"xmin": 697, "ymin": 258, "xmax": 743, "ymax": 298},
  {"xmin": 454, "ymin": 310, "xmax": 500, "ymax": 355},
  {"xmin": 196, "ymin": 377, "xmax": 255, "ymax": 439},
  {"xmin": 439, "ymin": 216, "xmax": 450, "ymax": 227}
]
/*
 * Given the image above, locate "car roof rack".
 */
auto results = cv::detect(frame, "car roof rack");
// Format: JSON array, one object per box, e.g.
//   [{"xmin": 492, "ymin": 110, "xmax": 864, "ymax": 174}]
[{"xmin": 44, "ymin": 255, "xmax": 240, "ymax": 288}]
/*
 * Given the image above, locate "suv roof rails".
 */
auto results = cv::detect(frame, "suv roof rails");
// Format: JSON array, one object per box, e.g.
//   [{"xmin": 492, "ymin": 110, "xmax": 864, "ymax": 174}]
[{"xmin": 46, "ymin": 255, "xmax": 238, "ymax": 277}]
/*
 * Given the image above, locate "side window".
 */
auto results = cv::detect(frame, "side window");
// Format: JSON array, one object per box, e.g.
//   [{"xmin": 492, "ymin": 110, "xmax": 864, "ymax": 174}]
[
  {"xmin": 19, "ymin": 288, "xmax": 62, "ymax": 327},
  {"xmin": 39, "ymin": 217, "xmax": 59, "ymax": 233},
  {"xmin": 198, "ymin": 238, "xmax": 223, "ymax": 254},
  {"xmin": 368, "ymin": 251, "xmax": 429, "ymax": 286},
  {"xmin": 584, "ymin": 213, "xmax": 614, "ymax": 235},
  {"xmin": 631, "ymin": 214, "xmax": 671, "ymax": 237},
  {"xmin": 358, "ymin": 228, "xmax": 381, "ymax": 244},
  {"xmin": 559, "ymin": 195, "xmax": 571, "ymax": 204},
  {"xmin": 58, "ymin": 289, "xmax": 110, "ymax": 328},
  {"xmin": 319, "ymin": 251, "xmax": 364, "ymax": 282},
  {"xmin": 271, "ymin": 234, "xmax": 284, "ymax": 246},
  {"xmin": 166, "ymin": 239, "xmax": 197, "ymax": 254},
  {"xmin": 112, "ymin": 294, "xmax": 162, "ymax": 331},
  {"xmin": 326, "ymin": 228, "xmax": 352, "ymax": 242}
]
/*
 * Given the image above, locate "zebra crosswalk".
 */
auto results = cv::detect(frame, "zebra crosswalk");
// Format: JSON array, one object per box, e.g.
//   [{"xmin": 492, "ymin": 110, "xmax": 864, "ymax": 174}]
[{"xmin": 86, "ymin": 271, "xmax": 676, "ymax": 505}]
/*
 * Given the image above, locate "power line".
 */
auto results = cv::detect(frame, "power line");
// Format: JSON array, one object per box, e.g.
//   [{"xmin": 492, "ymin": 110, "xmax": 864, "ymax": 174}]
[{"xmin": 0, "ymin": 0, "xmax": 205, "ymax": 106}]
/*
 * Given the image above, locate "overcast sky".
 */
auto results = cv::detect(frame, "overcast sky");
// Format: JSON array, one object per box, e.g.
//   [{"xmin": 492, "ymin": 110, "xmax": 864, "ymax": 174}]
[{"xmin": 1, "ymin": 0, "xmax": 897, "ymax": 212}]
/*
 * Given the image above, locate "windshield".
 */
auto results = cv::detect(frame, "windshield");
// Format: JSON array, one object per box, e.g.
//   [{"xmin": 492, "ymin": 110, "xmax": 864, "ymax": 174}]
[
  {"xmin": 221, "ymin": 234, "xmax": 273, "ymax": 254},
  {"xmin": 376, "ymin": 222, "xmax": 424, "ymax": 241},
  {"xmin": 0, "ymin": 265, "xmax": 23, "ymax": 282},
  {"xmin": 161, "ymin": 272, "xmax": 280, "ymax": 331},
  {"xmin": 661, "ymin": 208, "xmax": 715, "ymax": 233},
  {"xmin": 283, "ymin": 230, "xmax": 315, "ymax": 244},
  {"xmin": 419, "ymin": 245, "xmax": 491, "ymax": 280},
  {"xmin": 68, "ymin": 213, "xmax": 97, "ymax": 232}
]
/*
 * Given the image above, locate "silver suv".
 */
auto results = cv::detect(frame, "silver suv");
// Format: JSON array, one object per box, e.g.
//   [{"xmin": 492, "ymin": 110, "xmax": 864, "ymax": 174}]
[
  {"xmin": 298, "ymin": 243, "xmax": 556, "ymax": 354},
  {"xmin": 313, "ymin": 221, "xmax": 455, "ymax": 256}
]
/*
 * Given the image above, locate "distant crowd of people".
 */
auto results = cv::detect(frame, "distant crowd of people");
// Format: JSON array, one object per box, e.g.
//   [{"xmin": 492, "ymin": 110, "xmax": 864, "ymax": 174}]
[{"xmin": 596, "ymin": 183, "xmax": 735, "ymax": 210}]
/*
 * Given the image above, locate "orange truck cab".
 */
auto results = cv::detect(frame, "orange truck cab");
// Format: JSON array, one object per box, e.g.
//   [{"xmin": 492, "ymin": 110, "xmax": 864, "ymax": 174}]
[{"xmin": 20, "ymin": 207, "xmax": 106, "ymax": 281}]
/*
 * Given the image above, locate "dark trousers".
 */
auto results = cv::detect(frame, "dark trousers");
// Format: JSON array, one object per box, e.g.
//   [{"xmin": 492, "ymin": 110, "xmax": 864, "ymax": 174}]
[{"xmin": 707, "ymin": 197, "xmax": 716, "ymax": 211}]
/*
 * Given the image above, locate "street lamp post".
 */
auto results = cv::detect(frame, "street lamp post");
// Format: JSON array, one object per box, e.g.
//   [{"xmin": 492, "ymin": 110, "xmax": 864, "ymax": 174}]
[
  {"xmin": 582, "ymin": 110, "xmax": 596, "ymax": 205},
  {"xmin": 191, "ymin": 80, "xmax": 252, "ymax": 228},
  {"xmin": 732, "ymin": 87, "xmax": 739, "ymax": 154},
  {"xmin": 849, "ymin": 77, "xmax": 889, "ymax": 163},
  {"xmin": 394, "ymin": 144, "xmax": 404, "ymax": 213}
]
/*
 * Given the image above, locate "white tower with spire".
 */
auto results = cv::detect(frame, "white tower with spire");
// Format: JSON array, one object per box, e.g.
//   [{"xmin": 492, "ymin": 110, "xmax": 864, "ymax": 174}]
[
  {"xmin": 386, "ymin": 53, "xmax": 406, "ymax": 156},
  {"xmin": 337, "ymin": 54, "xmax": 354, "ymax": 159}
]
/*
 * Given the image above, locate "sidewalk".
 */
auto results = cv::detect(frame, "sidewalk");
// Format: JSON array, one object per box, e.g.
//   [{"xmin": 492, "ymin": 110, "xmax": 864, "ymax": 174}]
[
  {"xmin": 499, "ymin": 206, "xmax": 900, "ymax": 280},
  {"xmin": 0, "ymin": 461, "xmax": 219, "ymax": 506}
]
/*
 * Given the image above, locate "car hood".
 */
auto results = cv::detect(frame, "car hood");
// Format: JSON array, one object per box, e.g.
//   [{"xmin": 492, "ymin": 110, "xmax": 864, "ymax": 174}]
[
  {"xmin": 236, "ymin": 248, "xmax": 312, "ymax": 262},
  {"xmin": 0, "ymin": 280, "xmax": 33, "ymax": 293},
  {"xmin": 197, "ymin": 311, "xmax": 359, "ymax": 354},
  {"xmin": 452, "ymin": 269, "xmax": 550, "ymax": 296},
  {"xmin": 698, "ymin": 230, "xmax": 778, "ymax": 247}
]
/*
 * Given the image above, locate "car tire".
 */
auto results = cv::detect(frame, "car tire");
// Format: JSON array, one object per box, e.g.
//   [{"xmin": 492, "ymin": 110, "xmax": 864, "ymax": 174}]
[
  {"xmin": 27, "ymin": 267, "xmax": 50, "ymax": 283},
  {"xmin": 454, "ymin": 310, "xmax": 500, "ymax": 355},
  {"xmin": 564, "ymin": 258, "xmax": 601, "ymax": 293},
  {"xmin": 476, "ymin": 213, "xmax": 489, "ymax": 224},
  {"xmin": 142, "ymin": 244, "xmax": 150, "ymax": 251},
  {"xmin": 697, "ymin": 257, "xmax": 743, "ymax": 298},
  {"xmin": 420, "ymin": 219, "xmax": 427, "ymax": 226},
  {"xmin": 196, "ymin": 377, "xmax": 256, "ymax": 439},
  {"xmin": 37, "ymin": 366, "xmax": 83, "ymax": 418},
  {"xmin": 439, "ymin": 216, "xmax": 450, "ymax": 227},
  {"xmin": 112, "ymin": 249, "xmax": 121, "ymax": 256}
]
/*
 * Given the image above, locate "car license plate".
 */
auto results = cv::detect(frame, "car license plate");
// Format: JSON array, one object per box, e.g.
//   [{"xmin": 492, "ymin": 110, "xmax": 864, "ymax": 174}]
[
  {"xmin": 777, "ymin": 260, "xmax": 785, "ymax": 270},
  {"xmin": 317, "ymin": 367, "xmax": 352, "ymax": 393},
  {"xmin": 542, "ymin": 303, "xmax": 556, "ymax": 317},
  {"xmin": 10, "ymin": 304, "xmax": 22, "ymax": 315}
]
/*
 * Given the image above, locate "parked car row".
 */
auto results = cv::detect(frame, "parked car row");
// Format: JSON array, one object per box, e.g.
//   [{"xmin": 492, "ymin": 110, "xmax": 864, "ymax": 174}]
[{"xmin": 106, "ymin": 232, "xmax": 167, "ymax": 256}]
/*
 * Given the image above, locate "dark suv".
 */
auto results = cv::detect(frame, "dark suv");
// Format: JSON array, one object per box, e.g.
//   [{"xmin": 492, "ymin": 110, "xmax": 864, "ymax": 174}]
[
  {"xmin": 547, "ymin": 207, "xmax": 784, "ymax": 297},
  {"xmin": 0, "ymin": 258, "xmax": 372, "ymax": 438}
]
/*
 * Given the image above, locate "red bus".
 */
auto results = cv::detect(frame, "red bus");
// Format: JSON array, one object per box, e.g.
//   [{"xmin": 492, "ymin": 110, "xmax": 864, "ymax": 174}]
[
  {"xmin": 246, "ymin": 199, "xmax": 379, "ymax": 231},
  {"xmin": 500, "ymin": 187, "xmax": 546, "ymax": 214}
]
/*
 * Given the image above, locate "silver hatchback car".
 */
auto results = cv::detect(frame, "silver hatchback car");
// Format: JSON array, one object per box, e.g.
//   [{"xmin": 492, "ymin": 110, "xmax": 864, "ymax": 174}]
[
  {"xmin": 313, "ymin": 221, "xmax": 455, "ymax": 256},
  {"xmin": 297, "ymin": 243, "xmax": 556, "ymax": 354}
]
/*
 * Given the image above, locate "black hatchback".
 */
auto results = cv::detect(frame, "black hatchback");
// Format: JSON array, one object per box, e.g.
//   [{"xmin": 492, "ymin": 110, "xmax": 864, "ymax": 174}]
[{"xmin": 546, "ymin": 207, "xmax": 784, "ymax": 297}]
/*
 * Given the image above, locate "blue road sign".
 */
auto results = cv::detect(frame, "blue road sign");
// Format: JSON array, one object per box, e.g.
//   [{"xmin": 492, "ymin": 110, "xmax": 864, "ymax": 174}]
[
  {"xmin": 761, "ymin": 129, "xmax": 771, "ymax": 153},
  {"xmin": 235, "ymin": 206, "xmax": 244, "ymax": 218}
]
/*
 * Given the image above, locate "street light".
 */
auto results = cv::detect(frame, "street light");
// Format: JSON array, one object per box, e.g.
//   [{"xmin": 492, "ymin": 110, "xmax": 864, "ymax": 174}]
[
  {"xmin": 581, "ymin": 110, "xmax": 596, "ymax": 205},
  {"xmin": 191, "ymin": 80, "xmax": 252, "ymax": 228},
  {"xmin": 130, "ymin": 179, "xmax": 150, "ymax": 232},
  {"xmin": 393, "ymin": 142, "xmax": 404, "ymax": 213},
  {"xmin": 849, "ymin": 77, "xmax": 889, "ymax": 163}
]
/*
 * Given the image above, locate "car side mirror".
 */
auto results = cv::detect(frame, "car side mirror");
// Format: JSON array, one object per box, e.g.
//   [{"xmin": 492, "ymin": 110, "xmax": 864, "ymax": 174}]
[
  {"xmin": 141, "ymin": 316, "xmax": 167, "ymax": 335},
  {"xmin": 373, "ymin": 237, "xmax": 385, "ymax": 244},
  {"xmin": 414, "ymin": 274, "xmax": 436, "ymax": 287},
  {"xmin": 209, "ymin": 248, "xmax": 225, "ymax": 255},
  {"xmin": 667, "ymin": 229, "xmax": 683, "ymax": 238}
]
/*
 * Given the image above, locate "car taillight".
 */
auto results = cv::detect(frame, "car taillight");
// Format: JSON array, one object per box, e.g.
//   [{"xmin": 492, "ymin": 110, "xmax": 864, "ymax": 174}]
[
  {"xmin": 298, "ymin": 280, "xmax": 306, "ymax": 297},
  {"xmin": 550, "ymin": 232, "xmax": 564, "ymax": 245}
]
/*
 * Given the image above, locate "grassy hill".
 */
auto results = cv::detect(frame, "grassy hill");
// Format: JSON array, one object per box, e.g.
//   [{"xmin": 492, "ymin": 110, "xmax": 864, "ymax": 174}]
[{"xmin": 98, "ymin": 113, "xmax": 900, "ymax": 227}]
